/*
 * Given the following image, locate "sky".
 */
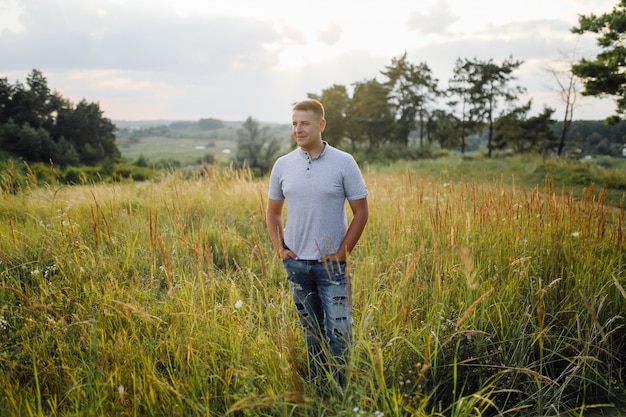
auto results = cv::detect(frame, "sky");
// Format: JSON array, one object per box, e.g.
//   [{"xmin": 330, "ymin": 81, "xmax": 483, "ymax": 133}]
[{"xmin": 0, "ymin": 0, "xmax": 620, "ymax": 123}]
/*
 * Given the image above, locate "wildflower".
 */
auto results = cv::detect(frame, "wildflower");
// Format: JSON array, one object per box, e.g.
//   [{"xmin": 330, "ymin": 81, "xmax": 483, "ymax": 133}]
[
  {"xmin": 571, "ymin": 231, "xmax": 580, "ymax": 238},
  {"xmin": 0, "ymin": 315, "xmax": 7, "ymax": 329},
  {"xmin": 118, "ymin": 384, "xmax": 125, "ymax": 401},
  {"xmin": 234, "ymin": 300, "xmax": 243, "ymax": 309},
  {"xmin": 44, "ymin": 264, "xmax": 57, "ymax": 278}
]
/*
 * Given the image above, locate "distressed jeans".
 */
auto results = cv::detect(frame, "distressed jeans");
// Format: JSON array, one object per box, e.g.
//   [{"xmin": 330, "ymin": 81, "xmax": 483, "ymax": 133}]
[{"xmin": 283, "ymin": 258, "xmax": 352, "ymax": 388}]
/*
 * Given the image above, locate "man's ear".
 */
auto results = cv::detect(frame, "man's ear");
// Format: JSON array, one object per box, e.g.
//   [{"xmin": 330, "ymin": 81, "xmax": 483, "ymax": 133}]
[{"xmin": 320, "ymin": 118, "xmax": 326, "ymax": 132}]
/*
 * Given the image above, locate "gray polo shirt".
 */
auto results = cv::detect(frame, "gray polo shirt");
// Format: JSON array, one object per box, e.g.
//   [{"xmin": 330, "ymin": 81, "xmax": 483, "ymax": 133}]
[{"xmin": 268, "ymin": 142, "xmax": 368, "ymax": 260}]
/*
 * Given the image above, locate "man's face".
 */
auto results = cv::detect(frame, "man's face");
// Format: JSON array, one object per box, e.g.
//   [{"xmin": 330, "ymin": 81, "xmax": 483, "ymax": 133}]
[{"xmin": 292, "ymin": 110, "xmax": 325, "ymax": 150}]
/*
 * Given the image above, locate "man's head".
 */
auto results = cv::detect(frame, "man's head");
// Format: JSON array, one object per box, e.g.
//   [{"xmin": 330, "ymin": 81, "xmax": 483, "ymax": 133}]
[
  {"xmin": 291, "ymin": 99, "xmax": 326, "ymax": 151},
  {"xmin": 292, "ymin": 99, "xmax": 325, "ymax": 122}
]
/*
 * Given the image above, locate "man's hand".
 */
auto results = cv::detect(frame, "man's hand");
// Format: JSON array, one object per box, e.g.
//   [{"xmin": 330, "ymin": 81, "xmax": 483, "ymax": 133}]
[
  {"xmin": 319, "ymin": 250, "xmax": 347, "ymax": 263},
  {"xmin": 280, "ymin": 248, "xmax": 298, "ymax": 261}
]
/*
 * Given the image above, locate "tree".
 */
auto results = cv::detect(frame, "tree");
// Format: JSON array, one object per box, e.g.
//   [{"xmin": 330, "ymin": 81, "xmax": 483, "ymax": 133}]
[
  {"xmin": 26, "ymin": 69, "xmax": 53, "ymax": 130},
  {"xmin": 0, "ymin": 120, "xmax": 51, "ymax": 161},
  {"xmin": 234, "ymin": 116, "xmax": 280, "ymax": 175},
  {"xmin": 0, "ymin": 69, "xmax": 120, "ymax": 166},
  {"xmin": 427, "ymin": 109, "xmax": 461, "ymax": 150},
  {"xmin": 347, "ymin": 79, "xmax": 394, "ymax": 150},
  {"xmin": 382, "ymin": 52, "xmax": 440, "ymax": 147},
  {"xmin": 4, "ymin": 70, "xmax": 55, "ymax": 132},
  {"xmin": 493, "ymin": 102, "xmax": 530, "ymax": 153},
  {"xmin": 571, "ymin": 0, "xmax": 626, "ymax": 122},
  {"xmin": 309, "ymin": 84, "xmax": 351, "ymax": 148},
  {"xmin": 562, "ymin": 119, "xmax": 626, "ymax": 155},
  {"xmin": 494, "ymin": 102, "xmax": 557, "ymax": 154},
  {"xmin": 448, "ymin": 58, "xmax": 483, "ymax": 153},
  {"xmin": 457, "ymin": 56, "xmax": 525, "ymax": 157},
  {"xmin": 198, "ymin": 118, "xmax": 224, "ymax": 131},
  {"xmin": 0, "ymin": 77, "xmax": 15, "ymax": 125},
  {"xmin": 56, "ymin": 99, "xmax": 119, "ymax": 165},
  {"xmin": 525, "ymin": 107, "xmax": 558, "ymax": 154},
  {"xmin": 546, "ymin": 49, "xmax": 581, "ymax": 156}
]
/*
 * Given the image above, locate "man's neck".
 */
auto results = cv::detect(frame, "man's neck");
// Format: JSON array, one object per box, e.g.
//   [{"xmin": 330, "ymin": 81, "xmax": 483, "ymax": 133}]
[{"xmin": 302, "ymin": 140, "xmax": 325, "ymax": 159}]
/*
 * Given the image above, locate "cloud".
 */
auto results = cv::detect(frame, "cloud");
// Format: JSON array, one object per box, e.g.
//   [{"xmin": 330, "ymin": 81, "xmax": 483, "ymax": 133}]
[
  {"xmin": 407, "ymin": 1, "xmax": 459, "ymax": 35},
  {"xmin": 316, "ymin": 22, "xmax": 342, "ymax": 45},
  {"xmin": 1, "ymin": 0, "xmax": 283, "ymax": 75},
  {"xmin": 0, "ymin": 0, "xmax": 618, "ymax": 122}
]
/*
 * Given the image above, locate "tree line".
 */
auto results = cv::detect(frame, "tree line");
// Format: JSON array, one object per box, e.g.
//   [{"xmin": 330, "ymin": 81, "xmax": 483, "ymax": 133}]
[
  {"xmin": 306, "ymin": 53, "xmax": 559, "ymax": 158},
  {"xmin": 232, "ymin": 53, "xmax": 567, "ymax": 174},
  {"xmin": 0, "ymin": 69, "xmax": 120, "ymax": 166},
  {"xmin": 303, "ymin": 1, "xmax": 626, "ymax": 159},
  {"xmin": 3, "ymin": 1, "xmax": 626, "ymax": 171}
]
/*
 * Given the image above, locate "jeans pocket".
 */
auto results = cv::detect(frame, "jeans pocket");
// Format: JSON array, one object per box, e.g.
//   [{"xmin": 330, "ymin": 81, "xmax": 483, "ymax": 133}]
[
  {"xmin": 283, "ymin": 258, "xmax": 299, "ymax": 283},
  {"xmin": 327, "ymin": 261, "xmax": 347, "ymax": 283}
]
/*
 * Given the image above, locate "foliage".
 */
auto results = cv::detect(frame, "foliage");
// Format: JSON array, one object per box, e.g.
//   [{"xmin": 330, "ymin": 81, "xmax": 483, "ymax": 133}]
[
  {"xmin": 0, "ymin": 69, "xmax": 120, "ymax": 166},
  {"xmin": 198, "ymin": 117, "xmax": 224, "ymax": 131},
  {"xmin": 426, "ymin": 109, "xmax": 461, "ymax": 150},
  {"xmin": 0, "ymin": 162, "xmax": 624, "ymax": 416},
  {"xmin": 233, "ymin": 116, "xmax": 281, "ymax": 176},
  {"xmin": 382, "ymin": 52, "xmax": 440, "ymax": 147},
  {"xmin": 571, "ymin": 0, "xmax": 626, "ymax": 120},
  {"xmin": 348, "ymin": 78, "xmax": 395, "ymax": 150},
  {"xmin": 456, "ymin": 56, "xmax": 526, "ymax": 157},
  {"xmin": 309, "ymin": 84, "xmax": 351, "ymax": 148},
  {"xmin": 563, "ymin": 120, "xmax": 626, "ymax": 157},
  {"xmin": 494, "ymin": 102, "xmax": 557, "ymax": 153},
  {"xmin": 307, "ymin": 53, "xmax": 533, "ymax": 158},
  {"xmin": 356, "ymin": 143, "xmax": 439, "ymax": 165},
  {"xmin": 448, "ymin": 58, "xmax": 483, "ymax": 154},
  {"xmin": 0, "ymin": 158, "xmax": 156, "ymax": 193}
]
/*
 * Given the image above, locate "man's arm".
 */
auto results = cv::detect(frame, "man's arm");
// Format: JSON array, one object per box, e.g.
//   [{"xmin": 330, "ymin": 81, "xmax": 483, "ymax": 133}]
[
  {"xmin": 329, "ymin": 197, "xmax": 369, "ymax": 262},
  {"xmin": 266, "ymin": 198, "xmax": 295, "ymax": 260}
]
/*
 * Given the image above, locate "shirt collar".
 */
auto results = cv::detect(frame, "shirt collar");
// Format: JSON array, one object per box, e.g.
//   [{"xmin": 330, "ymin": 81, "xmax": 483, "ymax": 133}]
[{"xmin": 298, "ymin": 141, "xmax": 328, "ymax": 160}]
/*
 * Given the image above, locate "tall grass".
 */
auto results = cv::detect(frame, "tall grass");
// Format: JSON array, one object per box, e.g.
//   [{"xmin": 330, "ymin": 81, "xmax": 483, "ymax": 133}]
[{"xmin": 0, "ymin": 162, "xmax": 624, "ymax": 416}]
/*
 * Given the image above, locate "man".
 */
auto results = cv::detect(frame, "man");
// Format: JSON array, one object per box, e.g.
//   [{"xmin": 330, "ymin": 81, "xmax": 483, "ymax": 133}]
[{"xmin": 266, "ymin": 99, "xmax": 369, "ymax": 389}]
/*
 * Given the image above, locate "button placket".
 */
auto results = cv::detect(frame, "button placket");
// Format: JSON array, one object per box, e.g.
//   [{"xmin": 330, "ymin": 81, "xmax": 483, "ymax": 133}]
[{"xmin": 306, "ymin": 154, "xmax": 312, "ymax": 178}]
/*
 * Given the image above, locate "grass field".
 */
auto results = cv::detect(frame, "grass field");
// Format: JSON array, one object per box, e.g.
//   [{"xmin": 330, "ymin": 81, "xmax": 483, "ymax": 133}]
[
  {"xmin": 117, "ymin": 136, "xmax": 238, "ymax": 165},
  {"xmin": 0, "ymin": 160, "xmax": 625, "ymax": 416},
  {"xmin": 115, "ymin": 121, "xmax": 292, "ymax": 166}
]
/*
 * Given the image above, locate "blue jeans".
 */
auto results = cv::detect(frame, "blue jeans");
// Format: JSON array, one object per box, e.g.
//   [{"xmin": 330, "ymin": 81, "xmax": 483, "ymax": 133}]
[{"xmin": 283, "ymin": 258, "xmax": 352, "ymax": 387}]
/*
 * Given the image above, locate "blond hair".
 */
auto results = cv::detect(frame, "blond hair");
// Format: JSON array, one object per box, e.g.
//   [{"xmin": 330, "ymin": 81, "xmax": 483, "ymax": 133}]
[{"xmin": 292, "ymin": 99, "xmax": 325, "ymax": 121}]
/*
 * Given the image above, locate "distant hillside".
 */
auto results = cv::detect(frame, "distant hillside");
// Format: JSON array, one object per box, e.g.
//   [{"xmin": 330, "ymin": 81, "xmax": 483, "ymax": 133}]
[
  {"xmin": 113, "ymin": 117, "xmax": 626, "ymax": 166},
  {"xmin": 113, "ymin": 120, "xmax": 183, "ymax": 129},
  {"xmin": 114, "ymin": 118, "xmax": 291, "ymax": 141},
  {"xmin": 114, "ymin": 118, "xmax": 292, "ymax": 166}
]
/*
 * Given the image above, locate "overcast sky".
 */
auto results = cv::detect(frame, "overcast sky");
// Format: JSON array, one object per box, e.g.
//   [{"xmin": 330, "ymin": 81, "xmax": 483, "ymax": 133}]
[{"xmin": 0, "ymin": 0, "xmax": 619, "ymax": 123}]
